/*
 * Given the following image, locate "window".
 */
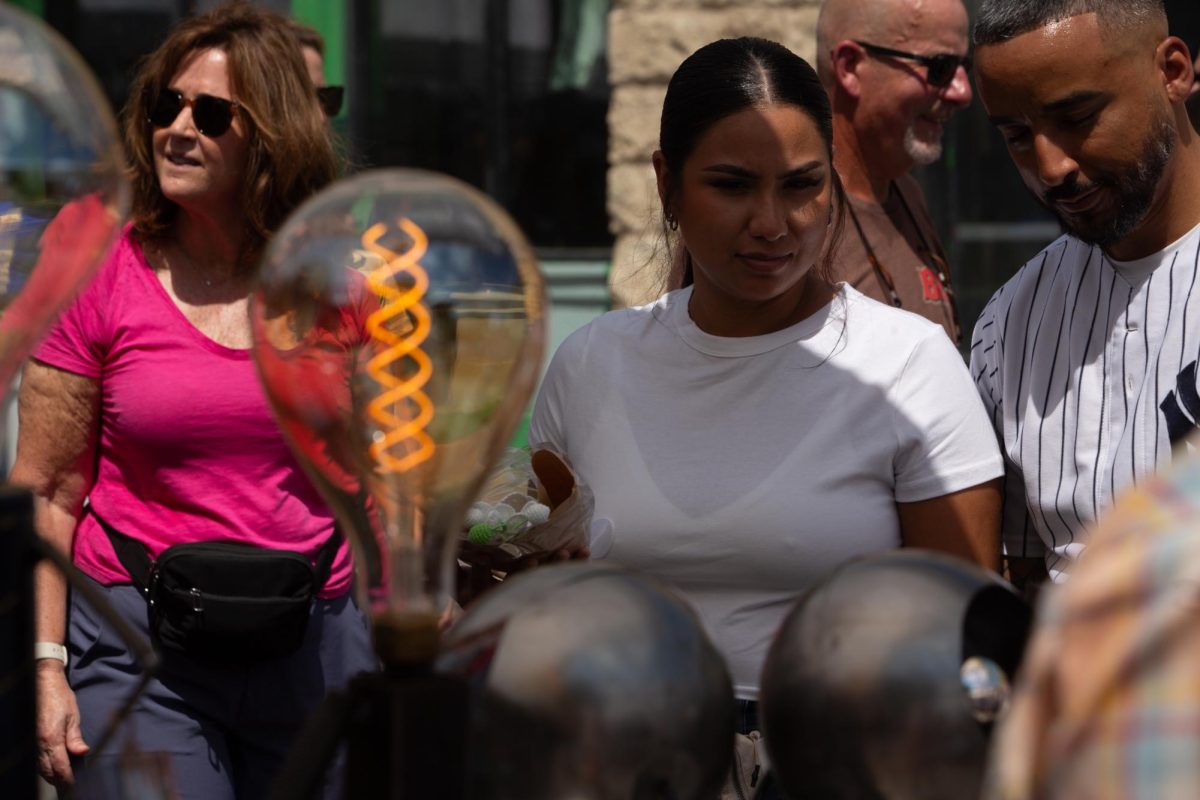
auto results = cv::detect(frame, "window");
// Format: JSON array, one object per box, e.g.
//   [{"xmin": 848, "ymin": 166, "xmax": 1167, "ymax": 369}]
[{"xmin": 352, "ymin": 0, "xmax": 611, "ymax": 251}]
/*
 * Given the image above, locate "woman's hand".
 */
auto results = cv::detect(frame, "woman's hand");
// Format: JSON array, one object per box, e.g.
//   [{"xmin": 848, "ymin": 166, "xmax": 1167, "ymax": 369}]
[
  {"xmin": 36, "ymin": 661, "xmax": 89, "ymax": 786},
  {"xmin": 898, "ymin": 479, "xmax": 1002, "ymax": 571}
]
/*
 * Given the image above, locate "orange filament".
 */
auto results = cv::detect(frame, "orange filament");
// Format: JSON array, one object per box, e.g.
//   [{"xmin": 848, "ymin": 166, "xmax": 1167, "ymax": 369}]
[{"xmin": 361, "ymin": 218, "xmax": 435, "ymax": 474}]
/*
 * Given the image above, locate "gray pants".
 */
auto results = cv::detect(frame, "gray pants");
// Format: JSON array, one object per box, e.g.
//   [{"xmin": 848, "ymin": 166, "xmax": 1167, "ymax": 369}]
[{"xmin": 68, "ymin": 575, "xmax": 377, "ymax": 799}]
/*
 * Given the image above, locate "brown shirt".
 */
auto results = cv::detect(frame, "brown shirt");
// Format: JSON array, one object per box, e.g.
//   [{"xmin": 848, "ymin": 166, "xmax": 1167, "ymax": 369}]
[{"xmin": 831, "ymin": 175, "xmax": 960, "ymax": 343}]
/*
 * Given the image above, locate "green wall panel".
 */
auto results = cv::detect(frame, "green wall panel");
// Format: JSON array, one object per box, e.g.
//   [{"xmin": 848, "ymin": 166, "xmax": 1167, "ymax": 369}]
[
  {"xmin": 9, "ymin": 0, "xmax": 44, "ymax": 16},
  {"xmin": 290, "ymin": 0, "xmax": 345, "ymax": 88}
]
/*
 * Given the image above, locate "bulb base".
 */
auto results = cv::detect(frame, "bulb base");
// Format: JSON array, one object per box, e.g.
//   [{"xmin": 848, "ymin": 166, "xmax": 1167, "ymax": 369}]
[{"xmin": 373, "ymin": 610, "xmax": 441, "ymax": 667}]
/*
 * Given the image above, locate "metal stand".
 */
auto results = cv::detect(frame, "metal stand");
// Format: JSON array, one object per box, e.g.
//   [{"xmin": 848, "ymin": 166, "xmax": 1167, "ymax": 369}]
[
  {"xmin": 0, "ymin": 487, "xmax": 37, "ymax": 800},
  {"xmin": 269, "ymin": 663, "xmax": 468, "ymax": 800},
  {"xmin": 346, "ymin": 666, "xmax": 468, "ymax": 798}
]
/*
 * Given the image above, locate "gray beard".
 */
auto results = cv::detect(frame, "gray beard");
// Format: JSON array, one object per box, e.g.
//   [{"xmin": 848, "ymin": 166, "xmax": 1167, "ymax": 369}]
[{"xmin": 903, "ymin": 124, "xmax": 943, "ymax": 167}]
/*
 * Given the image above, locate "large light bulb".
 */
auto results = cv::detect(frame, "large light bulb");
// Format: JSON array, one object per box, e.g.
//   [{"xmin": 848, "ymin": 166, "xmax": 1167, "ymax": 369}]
[
  {"xmin": 0, "ymin": 5, "xmax": 128, "ymax": 429},
  {"xmin": 252, "ymin": 169, "xmax": 546, "ymax": 664}
]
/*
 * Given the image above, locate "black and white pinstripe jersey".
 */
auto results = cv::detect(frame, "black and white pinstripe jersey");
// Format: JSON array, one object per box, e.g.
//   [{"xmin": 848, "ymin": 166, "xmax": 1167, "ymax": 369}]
[{"xmin": 970, "ymin": 223, "xmax": 1200, "ymax": 582}]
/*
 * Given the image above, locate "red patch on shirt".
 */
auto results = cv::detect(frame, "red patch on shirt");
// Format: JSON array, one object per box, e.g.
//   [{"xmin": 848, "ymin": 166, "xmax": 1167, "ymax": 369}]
[{"xmin": 919, "ymin": 266, "xmax": 945, "ymax": 302}]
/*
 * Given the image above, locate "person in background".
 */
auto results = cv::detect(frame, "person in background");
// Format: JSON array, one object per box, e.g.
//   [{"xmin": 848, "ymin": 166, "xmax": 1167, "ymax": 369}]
[
  {"xmin": 815, "ymin": 0, "xmax": 973, "ymax": 343},
  {"xmin": 15, "ymin": 4, "xmax": 374, "ymax": 797},
  {"xmin": 287, "ymin": 18, "xmax": 343, "ymax": 119},
  {"xmin": 530, "ymin": 36, "xmax": 1002, "ymax": 798},
  {"xmin": 969, "ymin": 0, "xmax": 1200, "ymax": 593}
]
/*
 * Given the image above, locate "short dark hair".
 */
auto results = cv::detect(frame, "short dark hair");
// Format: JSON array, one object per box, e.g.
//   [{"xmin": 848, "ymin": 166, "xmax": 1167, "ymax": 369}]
[
  {"xmin": 974, "ymin": 0, "xmax": 1166, "ymax": 46},
  {"xmin": 658, "ymin": 37, "xmax": 846, "ymax": 285},
  {"xmin": 124, "ymin": 1, "xmax": 337, "ymax": 266}
]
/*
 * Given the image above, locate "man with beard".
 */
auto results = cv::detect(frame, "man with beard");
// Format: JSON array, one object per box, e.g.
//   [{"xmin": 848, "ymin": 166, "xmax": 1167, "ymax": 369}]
[
  {"xmin": 817, "ymin": 0, "xmax": 973, "ymax": 342},
  {"xmin": 970, "ymin": 0, "xmax": 1200, "ymax": 592}
]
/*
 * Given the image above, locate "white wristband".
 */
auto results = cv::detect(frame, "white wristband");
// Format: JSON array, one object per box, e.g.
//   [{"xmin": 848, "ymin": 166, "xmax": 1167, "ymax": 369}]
[{"xmin": 34, "ymin": 642, "xmax": 68, "ymax": 667}]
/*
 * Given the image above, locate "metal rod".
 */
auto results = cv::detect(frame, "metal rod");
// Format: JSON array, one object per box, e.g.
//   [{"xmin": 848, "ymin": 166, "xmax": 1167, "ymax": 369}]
[{"xmin": 0, "ymin": 486, "xmax": 36, "ymax": 799}]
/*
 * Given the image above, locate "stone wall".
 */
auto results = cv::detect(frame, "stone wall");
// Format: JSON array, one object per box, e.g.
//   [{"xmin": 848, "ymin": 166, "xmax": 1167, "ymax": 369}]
[{"xmin": 606, "ymin": 0, "xmax": 823, "ymax": 306}]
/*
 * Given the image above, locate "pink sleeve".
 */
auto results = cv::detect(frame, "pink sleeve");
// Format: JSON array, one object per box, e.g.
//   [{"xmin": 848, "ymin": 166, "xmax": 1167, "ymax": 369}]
[{"xmin": 31, "ymin": 231, "xmax": 124, "ymax": 379}]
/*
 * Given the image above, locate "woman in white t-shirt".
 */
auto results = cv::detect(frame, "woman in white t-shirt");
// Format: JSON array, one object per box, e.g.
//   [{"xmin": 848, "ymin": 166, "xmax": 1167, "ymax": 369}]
[{"xmin": 529, "ymin": 35, "xmax": 1003, "ymax": 764}]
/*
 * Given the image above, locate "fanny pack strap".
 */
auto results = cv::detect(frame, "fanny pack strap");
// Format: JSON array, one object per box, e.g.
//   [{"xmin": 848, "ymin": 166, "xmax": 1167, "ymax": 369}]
[{"xmin": 87, "ymin": 504, "xmax": 343, "ymax": 593}]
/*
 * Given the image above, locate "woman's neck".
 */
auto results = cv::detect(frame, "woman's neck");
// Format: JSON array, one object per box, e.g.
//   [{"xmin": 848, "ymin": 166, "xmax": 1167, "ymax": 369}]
[
  {"xmin": 687, "ymin": 272, "xmax": 837, "ymax": 338},
  {"xmin": 170, "ymin": 211, "xmax": 247, "ymax": 281}
]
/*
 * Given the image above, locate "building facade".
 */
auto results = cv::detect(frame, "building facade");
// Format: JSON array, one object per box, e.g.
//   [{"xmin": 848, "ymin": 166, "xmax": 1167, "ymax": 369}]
[{"xmin": 606, "ymin": 0, "xmax": 821, "ymax": 307}]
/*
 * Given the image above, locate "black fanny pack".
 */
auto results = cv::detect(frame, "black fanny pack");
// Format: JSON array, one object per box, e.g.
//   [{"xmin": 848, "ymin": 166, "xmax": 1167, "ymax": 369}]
[{"xmin": 92, "ymin": 507, "xmax": 341, "ymax": 665}]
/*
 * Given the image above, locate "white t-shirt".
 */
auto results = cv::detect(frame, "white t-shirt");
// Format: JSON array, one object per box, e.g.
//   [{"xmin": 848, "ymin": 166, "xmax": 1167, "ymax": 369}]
[
  {"xmin": 531, "ymin": 284, "xmax": 1003, "ymax": 699},
  {"xmin": 971, "ymin": 223, "xmax": 1200, "ymax": 583}
]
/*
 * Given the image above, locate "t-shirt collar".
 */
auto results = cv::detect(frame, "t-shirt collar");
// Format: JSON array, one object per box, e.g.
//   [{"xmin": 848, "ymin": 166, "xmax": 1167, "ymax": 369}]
[
  {"xmin": 652, "ymin": 284, "xmax": 846, "ymax": 358},
  {"xmin": 1105, "ymin": 219, "xmax": 1200, "ymax": 287}
]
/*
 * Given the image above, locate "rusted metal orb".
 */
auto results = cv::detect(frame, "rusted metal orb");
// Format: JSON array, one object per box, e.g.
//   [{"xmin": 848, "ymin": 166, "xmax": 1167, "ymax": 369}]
[
  {"xmin": 438, "ymin": 562, "xmax": 735, "ymax": 800},
  {"xmin": 760, "ymin": 550, "xmax": 1031, "ymax": 800}
]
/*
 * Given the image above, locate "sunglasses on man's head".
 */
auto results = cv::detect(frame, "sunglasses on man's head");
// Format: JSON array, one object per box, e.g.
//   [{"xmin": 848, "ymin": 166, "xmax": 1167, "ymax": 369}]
[
  {"xmin": 854, "ymin": 41, "xmax": 971, "ymax": 88},
  {"xmin": 316, "ymin": 85, "xmax": 344, "ymax": 117},
  {"xmin": 147, "ymin": 88, "xmax": 240, "ymax": 138}
]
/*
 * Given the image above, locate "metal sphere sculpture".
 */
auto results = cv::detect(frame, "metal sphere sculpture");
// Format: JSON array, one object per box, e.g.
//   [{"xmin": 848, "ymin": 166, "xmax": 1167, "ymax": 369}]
[
  {"xmin": 760, "ymin": 550, "xmax": 1031, "ymax": 800},
  {"xmin": 438, "ymin": 563, "xmax": 736, "ymax": 800}
]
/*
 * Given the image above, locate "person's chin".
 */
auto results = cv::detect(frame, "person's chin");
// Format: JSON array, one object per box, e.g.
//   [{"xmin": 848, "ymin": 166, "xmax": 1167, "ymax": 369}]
[
  {"xmin": 903, "ymin": 125, "xmax": 943, "ymax": 167},
  {"xmin": 1052, "ymin": 195, "xmax": 1121, "ymax": 246},
  {"xmin": 735, "ymin": 272, "xmax": 809, "ymax": 304},
  {"xmin": 160, "ymin": 183, "xmax": 199, "ymax": 205},
  {"xmin": 1056, "ymin": 215, "xmax": 1115, "ymax": 246},
  {"xmin": 160, "ymin": 185, "xmax": 222, "ymax": 215}
]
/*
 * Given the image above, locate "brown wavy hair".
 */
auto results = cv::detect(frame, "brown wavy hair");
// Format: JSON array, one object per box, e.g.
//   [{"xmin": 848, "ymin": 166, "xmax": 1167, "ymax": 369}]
[{"xmin": 122, "ymin": 1, "xmax": 338, "ymax": 266}]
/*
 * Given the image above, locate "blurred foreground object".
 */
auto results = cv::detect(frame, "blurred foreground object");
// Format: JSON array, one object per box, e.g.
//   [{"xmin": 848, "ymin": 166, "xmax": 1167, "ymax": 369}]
[
  {"xmin": 0, "ymin": 6, "xmax": 128, "ymax": 796},
  {"xmin": 0, "ymin": 2, "xmax": 127, "ymax": 430},
  {"xmin": 761, "ymin": 550, "xmax": 1031, "ymax": 800},
  {"xmin": 986, "ymin": 447, "xmax": 1200, "ymax": 800},
  {"xmin": 258, "ymin": 169, "xmax": 545, "ymax": 799},
  {"xmin": 252, "ymin": 168, "xmax": 546, "ymax": 666},
  {"xmin": 438, "ymin": 562, "xmax": 735, "ymax": 800},
  {"xmin": 0, "ymin": 488, "xmax": 37, "ymax": 796}
]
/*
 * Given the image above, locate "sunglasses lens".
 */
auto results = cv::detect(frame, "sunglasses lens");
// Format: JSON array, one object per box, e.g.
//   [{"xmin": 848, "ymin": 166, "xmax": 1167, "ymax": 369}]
[
  {"xmin": 317, "ymin": 86, "xmax": 344, "ymax": 117},
  {"xmin": 148, "ymin": 90, "xmax": 183, "ymax": 128},
  {"xmin": 928, "ymin": 55, "xmax": 968, "ymax": 87},
  {"xmin": 192, "ymin": 96, "xmax": 234, "ymax": 137},
  {"xmin": 928, "ymin": 58, "xmax": 953, "ymax": 87}
]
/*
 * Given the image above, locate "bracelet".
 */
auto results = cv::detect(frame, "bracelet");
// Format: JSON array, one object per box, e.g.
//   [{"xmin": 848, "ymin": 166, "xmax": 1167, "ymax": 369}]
[{"xmin": 34, "ymin": 642, "xmax": 68, "ymax": 667}]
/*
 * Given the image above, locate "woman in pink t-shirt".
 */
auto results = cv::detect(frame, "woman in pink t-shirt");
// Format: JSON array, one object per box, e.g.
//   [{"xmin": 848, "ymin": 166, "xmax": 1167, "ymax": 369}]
[{"xmin": 11, "ymin": 5, "xmax": 375, "ymax": 797}]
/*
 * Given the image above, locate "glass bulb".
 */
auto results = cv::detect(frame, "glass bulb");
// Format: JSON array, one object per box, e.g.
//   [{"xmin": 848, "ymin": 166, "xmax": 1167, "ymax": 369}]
[
  {"xmin": 252, "ymin": 169, "xmax": 546, "ymax": 664},
  {"xmin": 0, "ymin": 5, "xmax": 129, "ymax": 465}
]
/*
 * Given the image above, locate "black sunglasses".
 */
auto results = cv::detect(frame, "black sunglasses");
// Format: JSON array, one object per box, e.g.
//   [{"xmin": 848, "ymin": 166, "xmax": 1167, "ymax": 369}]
[
  {"xmin": 147, "ymin": 88, "xmax": 240, "ymax": 137},
  {"xmin": 854, "ymin": 41, "xmax": 971, "ymax": 88},
  {"xmin": 316, "ymin": 85, "xmax": 344, "ymax": 117}
]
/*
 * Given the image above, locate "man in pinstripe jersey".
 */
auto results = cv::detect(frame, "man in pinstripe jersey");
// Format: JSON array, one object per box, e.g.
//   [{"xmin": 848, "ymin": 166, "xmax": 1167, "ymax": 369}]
[{"xmin": 970, "ymin": 0, "xmax": 1200, "ymax": 591}]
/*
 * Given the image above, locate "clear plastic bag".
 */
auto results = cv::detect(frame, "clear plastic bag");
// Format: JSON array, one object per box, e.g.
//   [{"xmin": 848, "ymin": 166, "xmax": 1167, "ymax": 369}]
[{"xmin": 458, "ymin": 445, "xmax": 593, "ymax": 570}]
